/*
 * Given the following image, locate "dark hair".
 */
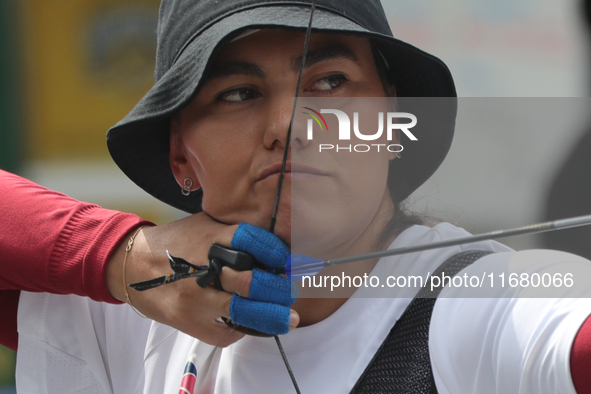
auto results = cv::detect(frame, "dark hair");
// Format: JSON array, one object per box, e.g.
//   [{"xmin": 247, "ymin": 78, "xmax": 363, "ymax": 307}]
[{"xmin": 371, "ymin": 44, "xmax": 428, "ymax": 249}]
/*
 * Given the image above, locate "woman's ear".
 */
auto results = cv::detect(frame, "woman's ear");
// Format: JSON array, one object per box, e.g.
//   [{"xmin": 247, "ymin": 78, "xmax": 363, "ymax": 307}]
[
  {"xmin": 169, "ymin": 116, "xmax": 201, "ymax": 190},
  {"xmin": 387, "ymin": 91, "xmax": 400, "ymax": 161},
  {"xmin": 388, "ymin": 129, "xmax": 401, "ymax": 161}
]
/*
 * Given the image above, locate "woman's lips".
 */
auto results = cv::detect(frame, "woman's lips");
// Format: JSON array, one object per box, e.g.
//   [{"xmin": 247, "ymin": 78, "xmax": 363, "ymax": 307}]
[{"xmin": 258, "ymin": 162, "xmax": 328, "ymax": 181}]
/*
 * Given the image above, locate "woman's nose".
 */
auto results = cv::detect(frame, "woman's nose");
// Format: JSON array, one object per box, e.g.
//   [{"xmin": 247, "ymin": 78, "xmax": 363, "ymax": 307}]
[{"xmin": 262, "ymin": 94, "xmax": 311, "ymax": 150}]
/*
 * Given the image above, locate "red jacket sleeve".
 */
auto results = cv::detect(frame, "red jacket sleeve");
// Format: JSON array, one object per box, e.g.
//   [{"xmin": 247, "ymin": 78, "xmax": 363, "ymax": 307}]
[
  {"xmin": 0, "ymin": 170, "xmax": 153, "ymax": 350},
  {"xmin": 571, "ymin": 314, "xmax": 591, "ymax": 394}
]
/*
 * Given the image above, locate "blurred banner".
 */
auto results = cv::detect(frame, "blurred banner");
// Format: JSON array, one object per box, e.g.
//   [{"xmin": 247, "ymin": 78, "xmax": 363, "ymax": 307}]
[
  {"xmin": 382, "ymin": 0, "xmax": 586, "ymax": 97},
  {"xmin": 20, "ymin": 0, "xmax": 160, "ymax": 160}
]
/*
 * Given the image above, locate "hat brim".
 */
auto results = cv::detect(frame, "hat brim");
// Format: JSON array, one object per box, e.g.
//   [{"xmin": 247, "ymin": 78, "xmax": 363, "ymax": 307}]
[{"xmin": 107, "ymin": 5, "xmax": 456, "ymax": 214}]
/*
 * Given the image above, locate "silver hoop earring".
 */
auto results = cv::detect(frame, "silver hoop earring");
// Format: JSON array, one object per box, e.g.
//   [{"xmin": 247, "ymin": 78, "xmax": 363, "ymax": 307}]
[
  {"xmin": 182, "ymin": 178, "xmax": 193, "ymax": 196},
  {"xmin": 395, "ymin": 152, "xmax": 402, "ymax": 159}
]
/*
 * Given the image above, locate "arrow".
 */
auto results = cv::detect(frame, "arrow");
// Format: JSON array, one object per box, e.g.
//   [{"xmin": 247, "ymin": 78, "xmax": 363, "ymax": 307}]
[{"xmin": 287, "ymin": 214, "xmax": 591, "ymax": 280}]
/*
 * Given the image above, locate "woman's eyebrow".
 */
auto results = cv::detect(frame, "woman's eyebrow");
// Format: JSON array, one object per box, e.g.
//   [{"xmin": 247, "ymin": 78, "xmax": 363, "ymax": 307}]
[
  {"xmin": 203, "ymin": 61, "xmax": 266, "ymax": 82},
  {"xmin": 202, "ymin": 44, "xmax": 359, "ymax": 84},
  {"xmin": 291, "ymin": 44, "xmax": 360, "ymax": 72}
]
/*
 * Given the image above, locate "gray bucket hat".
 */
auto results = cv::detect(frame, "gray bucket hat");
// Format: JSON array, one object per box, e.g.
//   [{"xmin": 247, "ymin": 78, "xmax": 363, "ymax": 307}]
[{"xmin": 107, "ymin": 0, "xmax": 457, "ymax": 214}]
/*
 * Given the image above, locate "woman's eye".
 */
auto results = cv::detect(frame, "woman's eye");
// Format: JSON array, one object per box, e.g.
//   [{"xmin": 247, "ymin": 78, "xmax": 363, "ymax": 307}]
[
  {"xmin": 218, "ymin": 88, "xmax": 260, "ymax": 102},
  {"xmin": 310, "ymin": 75, "xmax": 346, "ymax": 91}
]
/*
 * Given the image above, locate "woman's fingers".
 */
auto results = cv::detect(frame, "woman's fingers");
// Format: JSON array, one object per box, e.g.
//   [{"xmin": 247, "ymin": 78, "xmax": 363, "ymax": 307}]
[
  {"xmin": 219, "ymin": 266, "xmax": 252, "ymax": 297},
  {"xmin": 231, "ymin": 223, "xmax": 290, "ymax": 269},
  {"xmin": 249, "ymin": 269, "xmax": 295, "ymax": 306},
  {"xmin": 220, "ymin": 268, "xmax": 296, "ymax": 306},
  {"xmin": 112, "ymin": 215, "xmax": 298, "ymax": 345},
  {"xmin": 229, "ymin": 295, "xmax": 300, "ymax": 335}
]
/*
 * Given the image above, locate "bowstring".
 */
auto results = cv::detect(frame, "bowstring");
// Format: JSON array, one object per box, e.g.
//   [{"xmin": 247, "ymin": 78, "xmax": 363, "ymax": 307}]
[
  {"xmin": 269, "ymin": 0, "xmax": 316, "ymax": 235},
  {"xmin": 269, "ymin": 1, "xmax": 317, "ymax": 393}
]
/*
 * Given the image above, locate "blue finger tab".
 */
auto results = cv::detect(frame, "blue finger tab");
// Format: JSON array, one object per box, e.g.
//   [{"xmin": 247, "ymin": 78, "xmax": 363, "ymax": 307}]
[
  {"xmin": 231, "ymin": 223, "xmax": 290, "ymax": 269},
  {"xmin": 230, "ymin": 294, "xmax": 291, "ymax": 335},
  {"xmin": 250, "ymin": 269, "xmax": 297, "ymax": 307}
]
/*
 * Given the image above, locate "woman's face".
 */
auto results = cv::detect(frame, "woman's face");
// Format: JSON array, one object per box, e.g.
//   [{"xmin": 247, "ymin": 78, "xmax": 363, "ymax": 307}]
[{"xmin": 170, "ymin": 29, "xmax": 396, "ymax": 255}]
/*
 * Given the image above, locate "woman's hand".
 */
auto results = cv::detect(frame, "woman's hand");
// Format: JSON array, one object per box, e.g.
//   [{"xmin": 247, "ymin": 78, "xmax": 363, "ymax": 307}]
[{"xmin": 106, "ymin": 213, "xmax": 298, "ymax": 347}]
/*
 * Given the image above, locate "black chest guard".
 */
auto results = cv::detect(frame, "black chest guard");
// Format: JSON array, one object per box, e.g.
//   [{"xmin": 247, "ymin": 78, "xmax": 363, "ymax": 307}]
[{"xmin": 351, "ymin": 250, "xmax": 494, "ymax": 394}]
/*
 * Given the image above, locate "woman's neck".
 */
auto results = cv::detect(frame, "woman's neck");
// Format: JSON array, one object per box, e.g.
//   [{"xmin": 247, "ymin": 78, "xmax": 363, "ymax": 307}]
[{"xmin": 292, "ymin": 188, "xmax": 399, "ymax": 327}]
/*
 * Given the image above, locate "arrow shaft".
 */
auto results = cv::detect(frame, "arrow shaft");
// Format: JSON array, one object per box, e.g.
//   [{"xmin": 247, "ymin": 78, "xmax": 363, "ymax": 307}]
[{"xmin": 319, "ymin": 214, "xmax": 591, "ymax": 267}]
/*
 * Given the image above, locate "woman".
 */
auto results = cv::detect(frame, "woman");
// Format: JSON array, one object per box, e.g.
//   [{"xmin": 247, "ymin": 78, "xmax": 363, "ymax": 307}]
[{"xmin": 15, "ymin": 0, "xmax": 591, "ymax": 393}]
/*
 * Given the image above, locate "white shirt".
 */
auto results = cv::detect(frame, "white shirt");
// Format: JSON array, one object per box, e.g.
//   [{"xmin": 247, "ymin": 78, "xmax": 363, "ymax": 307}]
[{"xmin": 16, "ymin": 223, "xmax": 591, "ymax": 393}]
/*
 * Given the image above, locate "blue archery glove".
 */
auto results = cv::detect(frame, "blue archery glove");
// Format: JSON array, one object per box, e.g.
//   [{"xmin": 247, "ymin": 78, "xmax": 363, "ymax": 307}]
[{"xmin": 229, "ymin": 223, "xmax": 296, "ymax": 335}]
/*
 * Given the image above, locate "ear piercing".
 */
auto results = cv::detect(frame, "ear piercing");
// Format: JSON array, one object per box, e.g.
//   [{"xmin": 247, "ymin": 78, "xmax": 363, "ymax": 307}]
[{"xmin": 182, "ymin": 178, "xmax": 193, "ymax": 196}]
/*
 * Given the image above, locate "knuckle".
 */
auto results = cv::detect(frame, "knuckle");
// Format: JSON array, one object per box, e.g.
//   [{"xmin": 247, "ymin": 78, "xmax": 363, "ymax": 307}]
[{"xmin": 235, "ymin": 271, "xmax": 252, "ymax": 297}]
